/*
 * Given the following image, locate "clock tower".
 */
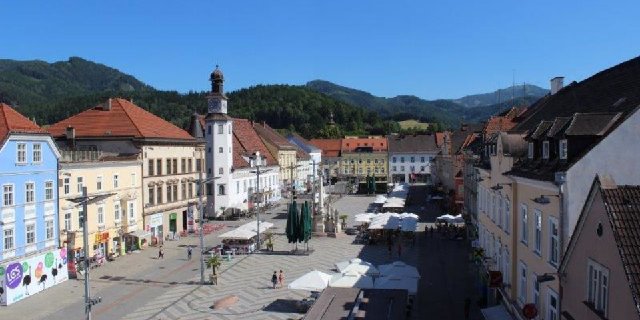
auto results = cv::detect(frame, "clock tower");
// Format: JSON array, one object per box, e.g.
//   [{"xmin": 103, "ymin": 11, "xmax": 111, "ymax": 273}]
[
  {"xmin": 208, "ymin": 65, "xmax": 228, "ymax": 114},
  {"xmin": 204, "ymin": 65, "xmax": 233, "ymax": 217}
]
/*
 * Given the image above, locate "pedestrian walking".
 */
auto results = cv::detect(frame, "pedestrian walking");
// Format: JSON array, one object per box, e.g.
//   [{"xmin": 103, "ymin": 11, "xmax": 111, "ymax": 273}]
[
  {"xmin": 187, "ymin": 246, "xmax": 192, "ymax": 260},
  {"xmin": 430, "ymin": 226, "xmax": 434, "ymax": 238},
  {"xmin": 387, "ymin": 238, "xmax": 393, "ymax": 257},
  {"xmin": 271, "ymin": 271, "xmax": 278, "ymax": 289},
  {"xmin": 158, "ymin": 246, "xmax": 164, "ymax": 259},
  {"xmin": 278, "ymin": 270, "xmax": 285, "ymax": 288},
  {"xmin": 397, "ymin": 242, "xmax": 402, "ymax": 257}
]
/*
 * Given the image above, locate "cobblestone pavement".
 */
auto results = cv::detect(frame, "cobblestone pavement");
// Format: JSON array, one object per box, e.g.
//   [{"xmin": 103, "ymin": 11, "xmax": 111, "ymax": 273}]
[{"xmin": 0, "ymin": 190, "xmax": 481, "ymax": 319}]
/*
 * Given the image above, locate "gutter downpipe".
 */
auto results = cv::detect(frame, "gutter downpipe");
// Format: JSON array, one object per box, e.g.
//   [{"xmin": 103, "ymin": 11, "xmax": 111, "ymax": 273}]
[{"xmin": 555, "ymin": 173, "xmax": 566, "ymax": 319}]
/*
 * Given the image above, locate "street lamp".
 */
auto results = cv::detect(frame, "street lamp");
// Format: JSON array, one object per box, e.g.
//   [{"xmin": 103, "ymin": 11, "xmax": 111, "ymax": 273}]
[
  {"xmin": 196, "ymin": 173, "xmax": 220, "ymax": 285},
  {"xmin": 67, "ymin": 188, "xmax": 115, "ymax": 320},
  {"xmin": 285, "ymin": 163, "xmax": 302, "ymax": 204},
  {"xmin": 250, "ymin": 152, "xmax": 272, "ymax": 251}
]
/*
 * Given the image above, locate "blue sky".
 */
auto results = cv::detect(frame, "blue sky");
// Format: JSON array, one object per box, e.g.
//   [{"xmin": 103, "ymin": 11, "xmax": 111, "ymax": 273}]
[{"xmin": 2, "ymin": 1, "xmax": 639, "ymax": 99}]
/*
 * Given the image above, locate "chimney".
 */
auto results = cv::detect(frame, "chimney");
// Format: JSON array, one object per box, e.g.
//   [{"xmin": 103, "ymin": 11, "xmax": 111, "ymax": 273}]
[
  {"xmin": 66, "ymin": 126, "xmax": 75, "ymax": 140},
  {"xmin": 262, "ymin": 121, "xmax": 266, "ymax": 128},
  {"xmin": 66, "ymin": 126, "xmax": 76, "ymax": 148},
  {"xmin": 550, "ymin": 77, "xmax": 564, "ymax": 95},
  {"xmin": 104, "ymin": 98, "xmax": 112, "ymax": 111}
]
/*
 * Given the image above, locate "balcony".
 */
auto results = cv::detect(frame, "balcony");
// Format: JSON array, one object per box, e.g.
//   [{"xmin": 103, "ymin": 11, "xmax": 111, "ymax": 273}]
[{"xmin": 60, "ymin": 150, "xmax": 102, "ymax": 162}]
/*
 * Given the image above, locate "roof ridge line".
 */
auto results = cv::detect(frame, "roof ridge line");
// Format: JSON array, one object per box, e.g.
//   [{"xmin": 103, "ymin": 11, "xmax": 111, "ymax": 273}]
[
  {"xmin": 115, "ymin": 98, "xmax": 145, "ymax": 138},
  {"xmin": 0, "ymin": 104, "xmax": 10, "ymax": 134}
]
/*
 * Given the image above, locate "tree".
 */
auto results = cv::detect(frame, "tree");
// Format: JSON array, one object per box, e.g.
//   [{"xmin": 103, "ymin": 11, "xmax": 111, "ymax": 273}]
[{"xmin": 206, "ymin": 255, "xmax": 222, "ymax": 285}]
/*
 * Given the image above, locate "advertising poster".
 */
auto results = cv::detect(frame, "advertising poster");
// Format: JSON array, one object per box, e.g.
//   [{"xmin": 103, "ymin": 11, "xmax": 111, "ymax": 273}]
[
  {"xmin": 187, "ymin": 205, "xmax": 195, "ymax": 233},
  {"xmin": 0, "ymin": 248, "xmax": 69, "ymax": 305}
]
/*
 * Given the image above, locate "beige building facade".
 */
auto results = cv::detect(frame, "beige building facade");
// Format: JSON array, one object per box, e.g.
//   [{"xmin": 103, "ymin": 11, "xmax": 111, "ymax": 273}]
[
  {"xmin": 476, "ymin": 133, "xmax": 522, "ymax": 315},
  {"xmin": 58, "ymin": 152, "xmax": 144, "ymax": 257},
  {"xmin": 142, "ymin": 144, "xmax": 204, "ymax": 243}
]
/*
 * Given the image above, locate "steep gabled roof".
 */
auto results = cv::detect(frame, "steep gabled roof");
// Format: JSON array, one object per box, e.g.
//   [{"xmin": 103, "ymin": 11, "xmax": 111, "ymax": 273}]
[
  {"xmin": 232, "ymin": 118, "xmax": 277, "ymax": 167},
  {"xmin": 562, "ymin": 176, "xmax": 640, "ymax": 317},
  {"xmin": 287, "ymin": 132, "xmax": 322, "ymax": 154},
  {"xmin": 253, "ymin": 122, "xmax": 297, "ymax": 150},
  {"xmin": 513, "ymin": 55, "xmax": 640, "ymax": 132},
  {"xmin": 48, "ymin": 98, "xmax": 194, "ymax": 141},
  {"xmin": 0, "ymin": 103, "xmax": 47, "ymax": 143},
  {"xmin": 601, "ymin": 183, "xmax": 640, "ymax": 313}
]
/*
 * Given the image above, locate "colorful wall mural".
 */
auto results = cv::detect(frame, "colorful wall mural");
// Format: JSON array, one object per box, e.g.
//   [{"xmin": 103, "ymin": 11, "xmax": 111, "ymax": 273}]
[{"xmin": 0, "ymin": 248, "xmax": 69, "ymax": 305}]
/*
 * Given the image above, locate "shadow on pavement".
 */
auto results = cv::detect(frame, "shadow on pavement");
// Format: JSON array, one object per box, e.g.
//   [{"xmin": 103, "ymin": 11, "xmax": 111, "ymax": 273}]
[
  {"xmin": 352, "ymin": 184, "xmax": 484, "ymax": 320},
  {"xmin": 262, "ymin": 299, "xmax": 305, "ymax": 314},
  {"xmin": 94, "ymin": 275, "xmax": 200, "ymax": 286}
]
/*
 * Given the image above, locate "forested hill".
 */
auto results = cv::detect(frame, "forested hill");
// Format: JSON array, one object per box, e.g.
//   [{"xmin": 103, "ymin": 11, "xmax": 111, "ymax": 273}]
[
  {"xmin": 0, "ymin": 58, "xmax": 398, "ymax": 138},
  {"xmin": 0, "ymin": 57, "xmax": 152, "ymax": 107}
]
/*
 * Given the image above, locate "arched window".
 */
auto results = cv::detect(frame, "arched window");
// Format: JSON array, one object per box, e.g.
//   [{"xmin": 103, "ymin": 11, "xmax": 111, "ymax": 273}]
[
  {"xmin": 218, "ymin": 184, "xmax": 225, "ymax": 195},
  {"xmin": 218, "ymin": 147, "xmax": 223, "ymax": 153},
  {"xmin": 218, "ymin": 167, "xmax": 223, "ymax": 174}
]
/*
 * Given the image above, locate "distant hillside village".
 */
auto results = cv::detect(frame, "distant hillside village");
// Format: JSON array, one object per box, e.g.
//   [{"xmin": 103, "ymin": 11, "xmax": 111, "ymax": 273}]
[{"xmin": 1, "ymin": 55, "xmax": 640, "ymax": 320}]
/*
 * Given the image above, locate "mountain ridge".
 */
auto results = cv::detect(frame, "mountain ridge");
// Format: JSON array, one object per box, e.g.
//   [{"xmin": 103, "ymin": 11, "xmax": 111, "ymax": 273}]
[{"xmin": 305, "ymin": 80, "xmax": 545, "ymax": 127}]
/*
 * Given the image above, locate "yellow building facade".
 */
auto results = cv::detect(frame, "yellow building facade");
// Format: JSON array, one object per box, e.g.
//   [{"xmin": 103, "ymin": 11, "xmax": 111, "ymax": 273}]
[{"xmin": 58, "ymin": 152, "xmax": 144, "ymax": 258}]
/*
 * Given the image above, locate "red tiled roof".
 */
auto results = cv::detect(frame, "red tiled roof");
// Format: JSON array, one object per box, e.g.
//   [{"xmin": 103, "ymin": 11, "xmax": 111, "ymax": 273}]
[
  {"xmin": 48, "ymin": 98, "xmax": 194, "ymax": 140},
  {"xmin": 310, "ymin": 139, "xmax": 342, "ymax": 157},
  {"xmin": 232, "ymin": 118, "xmax": 277, "ymax": 167},
  {"xmin": 341, "ymin": 137, "xmax": 387, "ymax": 152},
  {"xmin": 483, "ymin": 116, "xmax": 517, "ymax": 138},
  {"xmin": 461, "ymin": 133, "xmax": 480, "ymax": 149},
  {"xmin": 253, "ymin": 122, "xmax": 296, "ymax": 150},
  {"xmin": 193, "ymin": 115, "xmax": 276, "ymax": 169},
  {"xmin": 0, "ymin": 103, "xmax": 47, "ymax": 142},
  {"xmin": 435, "ymin": 132, "xmax": 445, "ymax": 147}
]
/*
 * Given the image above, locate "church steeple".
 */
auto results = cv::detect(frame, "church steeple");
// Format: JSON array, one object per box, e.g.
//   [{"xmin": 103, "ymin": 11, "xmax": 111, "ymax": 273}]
[{"xmin": 207, "ymin": 65, "xmax": 228, "ymax": 114}]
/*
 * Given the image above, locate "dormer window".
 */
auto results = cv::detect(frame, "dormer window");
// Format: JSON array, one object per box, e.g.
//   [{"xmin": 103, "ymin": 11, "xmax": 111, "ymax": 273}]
[
  {"xmin": 559, "ymin": 139, "xmax": 568, "ymax": 160},
  {"xmin": 542, "ymin": 141, "xmax": 550, "ymax": 159},
  {"xmin": 528, "ymin": 142, "xmax": 534, "ymax": 159}
]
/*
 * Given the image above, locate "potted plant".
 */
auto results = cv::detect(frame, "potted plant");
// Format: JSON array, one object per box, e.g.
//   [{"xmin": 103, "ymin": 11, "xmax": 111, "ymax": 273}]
[
  {"xmin": 339, "ymin": 214, "xmax": 348, "ymax": 229},
  {"xmin": 206, "ymin": 255, "xmax": 222, "ymax": 285}
]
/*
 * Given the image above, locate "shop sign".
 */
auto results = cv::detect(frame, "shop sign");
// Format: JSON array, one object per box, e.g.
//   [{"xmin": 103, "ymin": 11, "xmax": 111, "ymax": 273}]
[
  {"xmin": 1, "ymin": 248, "xmax": 69, "ymax": 305},
  {"xmin": 148, "ymin": 213, "xmax": 163, "ymax": 227},
  {"xmin": 101, "ymin": 232, "xmax": 109, "ymax": 241}
]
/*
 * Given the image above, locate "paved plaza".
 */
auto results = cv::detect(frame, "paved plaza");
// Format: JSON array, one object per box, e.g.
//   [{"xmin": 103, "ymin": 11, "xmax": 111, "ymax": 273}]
[{"xmin": 0, "ymin": 188, "xmax": 482, "ymax": 320}]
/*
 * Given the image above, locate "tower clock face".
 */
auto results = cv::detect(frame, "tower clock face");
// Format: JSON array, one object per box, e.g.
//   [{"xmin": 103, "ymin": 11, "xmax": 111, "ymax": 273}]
[{"xmin": 208, "ymin": 99, "xmax": 222, "ymax": 113}]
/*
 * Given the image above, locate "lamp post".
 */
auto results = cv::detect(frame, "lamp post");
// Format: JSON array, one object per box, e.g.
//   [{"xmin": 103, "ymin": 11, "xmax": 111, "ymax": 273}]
[
  {"xmin": 196, "ymin": 172, "xmax": 220, "ymax": 285},
  {"xmin": 285, "ymin": 164, "xmax": 302, "ymax": 204},
  {"xmin": 67, "ymin": 188, "xmax": 115, "ymax": 320},
  {"xmin": 250, "ymin": 152, "xmax": 272, "ymax": 251}
]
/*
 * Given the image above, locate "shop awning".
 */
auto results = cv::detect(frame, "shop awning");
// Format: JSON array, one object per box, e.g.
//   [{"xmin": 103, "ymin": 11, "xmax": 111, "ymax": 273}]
[
  {"xmin": 126, "ymin": 230, "xmax": 151, "ymax": 239},
  {"xmin": 481, "ymin": 304, "xmax": 514, "ymax": 320}
]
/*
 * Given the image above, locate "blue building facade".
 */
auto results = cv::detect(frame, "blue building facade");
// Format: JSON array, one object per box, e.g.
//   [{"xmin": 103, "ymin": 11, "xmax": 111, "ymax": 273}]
[{"xmin": 0, "ymin": 104, "xmax": 65, "ymax": 305}]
